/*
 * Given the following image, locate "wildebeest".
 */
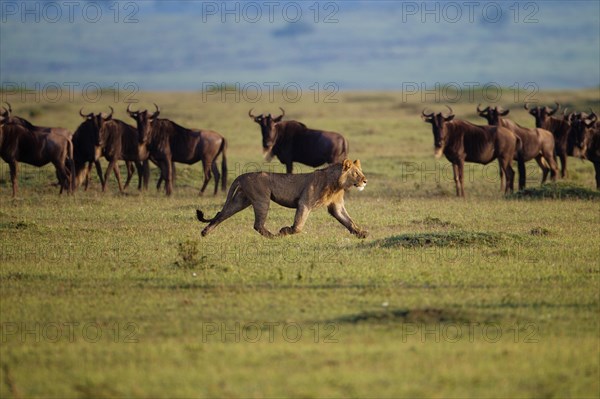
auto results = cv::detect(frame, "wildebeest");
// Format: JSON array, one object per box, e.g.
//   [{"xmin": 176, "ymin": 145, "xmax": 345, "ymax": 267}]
[
  {"xmin": 1, "ymin": 106, "xmax": 74, "ymax": 196},
  {"xmin": 248, "ymin": 108, "xmax": 349, "ymax": 173},
  {"xmin": 525, "ymin": 102, "xmax": 574, "ymax": 178},
  {"xmin": 72, "ymin": 107, "xmax": 109, "ymax": 189},
  {"xmin": 422, "ymin": 106, "xmax": 519, "ymax": 197},
  {"xmin": 128, "ymin": 104, "xmax": 227, "ymax": 196},
  {"xmin": 570, "ymin": 111, "xmax": 600, "ymax": 189},
  {"xmin": 477, "ymin": 105, "xmax": 557, "ymax": 188},
  {"xmin": 99, "ymin": 114, "xmax": 149, "ymax": 193}
]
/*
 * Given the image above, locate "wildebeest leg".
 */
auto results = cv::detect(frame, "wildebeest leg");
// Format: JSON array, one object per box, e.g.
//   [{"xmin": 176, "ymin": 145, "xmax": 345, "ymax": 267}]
[
  {"xmin": 52, "ymin": 160, "xmax": 69, "ymax": 195},
  {"xmin": 94, "ymin": 160, "xmax": 104, "ymax": 186},
  {"xmin": 543, "ymin": 149, "xmax": 558, "ymax": 182},
  {"xmin": 164, "ymin": 160, "xmax": 174, "ymax": 196},
  {"xmin": 199, "ymin": 160, "xmax": 212, "ymax": 195},
  {"xmin": 534, "ymin": 155, "xmax": 549, "ymax": 184},
  {"xmin": 280, "ymin": 205, "xmax": 311, "ymax": 236},
  {"xmin": 84, "ymin": 162, "xmax": 94, "ymax": 190},
  {"xmin": 9, "ymin": 162, "xmax": 18, "ymax": 198},
  {"xmin": 112, "ymin": 162, "xmax": 124, "ymax": 192},
  {"xmin": 102, "ymin": 158, "xmax": 123, "ymax": 192},
  {"xmin": 559, "ymin": 153, "xmax": 568, "ymax": 178},
  {"xmin": 327, "ymin": 203, "xmax": 368, "ymax": 238},
  {"xmin": 499, "ymin": 158, "xmax": 515, "ymax": 194},
  {"xmin": 452, "ymin": 162, "xmax": 464, "ymax": 197},
  {"xmin": 593, "ymin": 161, "xmax": 600, "ymax": 190},
  {"xmin": 123, "ymin": 161, "xmax": 135, "ymax": 190},
  {"xmin": 286, "ymin": 162, "xmax": 293, "ymax": 174},
  {"xmin": 517, "ymin": 156, "xmax": 527, "ymax": 190},
  {"xmin": 498, "ymin": 168, "xmax": 505, "ymax": 193},
  {"xmin": 201, "ymin": 189, "xmax": 251, "ymax": 236},
  {"xmin": 141, "ymin": 160, "xmax": 149, "ymax": 190},
  {"xmin": 211, "ymin": 162, "xmax": 220, "ymax": 196}
]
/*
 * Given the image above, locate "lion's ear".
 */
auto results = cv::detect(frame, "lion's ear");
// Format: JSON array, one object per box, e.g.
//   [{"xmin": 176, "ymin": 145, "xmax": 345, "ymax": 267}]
[
  {"xmin": 353, "ymin": 159, "xmax": 361, "ymax": 169},
  {"xmin": 343, "ymin": 159, "xmax": 353, "ymax": 171}
]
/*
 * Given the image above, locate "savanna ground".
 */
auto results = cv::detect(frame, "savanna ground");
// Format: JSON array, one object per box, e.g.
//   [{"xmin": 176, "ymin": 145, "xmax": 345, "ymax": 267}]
[{"xmin": 1, "ymin": 88, "xmax": 599, "ymax": 398}]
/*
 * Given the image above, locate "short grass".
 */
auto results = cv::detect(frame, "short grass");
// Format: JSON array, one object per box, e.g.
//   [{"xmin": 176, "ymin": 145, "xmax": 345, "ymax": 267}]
[{"xmin": 0, "ymin": 89, "xmax": 599, "ymax": 398}]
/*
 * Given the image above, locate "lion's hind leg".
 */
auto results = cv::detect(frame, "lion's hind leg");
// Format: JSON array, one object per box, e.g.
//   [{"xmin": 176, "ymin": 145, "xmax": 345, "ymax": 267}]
[{"xmin": 200, "ymin": 188, "xmax": 251, "ymax": 237}]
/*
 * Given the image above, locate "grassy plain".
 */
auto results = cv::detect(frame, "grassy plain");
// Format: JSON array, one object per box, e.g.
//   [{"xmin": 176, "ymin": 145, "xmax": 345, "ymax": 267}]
[{"xmin": 0, "ymin": 88, "xmax": 599, "ymax": 398}]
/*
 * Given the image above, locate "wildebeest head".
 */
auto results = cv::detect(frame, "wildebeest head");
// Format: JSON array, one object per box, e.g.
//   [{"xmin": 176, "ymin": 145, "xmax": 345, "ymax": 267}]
[
  {"xmin": 525, "ymin": 102, "xmax": 560, "ymax": 128},
  {"xmin": 79, "ymin": 106, "xmax": 113, "ymax": 146},
  {"xmin": 477, "ymin": 104, "xmax": 509, "ymax": 126},
  {"xmin": 127, "ymin": 103, "xmax": 160, "ymax": 144},
  {"xmin": 571, "ymin": 111, "xmax": 597, "ymax": 156},
  {"xmin": 248, "ymin": 107, "xmax": 285, "ymax": 151},
  {"xmin": 421, "ymin": 106, "xmax": 455, "ymax": 158}
]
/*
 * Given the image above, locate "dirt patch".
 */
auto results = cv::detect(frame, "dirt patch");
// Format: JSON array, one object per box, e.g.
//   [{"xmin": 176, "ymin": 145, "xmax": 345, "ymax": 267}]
[
  {"xmin": 372, "ymin": 231, "xmax": 522, "ymax": 249},
  {"xmin": 508, "ymin": 183, "xmax": 600, "ymax": 200},
  {"xmin": 332, "ymin": 308, "xmax": 471, "ymax": 325}
]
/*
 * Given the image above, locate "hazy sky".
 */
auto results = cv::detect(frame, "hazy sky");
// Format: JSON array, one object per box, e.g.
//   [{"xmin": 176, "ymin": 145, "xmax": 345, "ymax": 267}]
[{"xmin": 1, "ymin": 1, "xmax": 599, "ymax": 91}]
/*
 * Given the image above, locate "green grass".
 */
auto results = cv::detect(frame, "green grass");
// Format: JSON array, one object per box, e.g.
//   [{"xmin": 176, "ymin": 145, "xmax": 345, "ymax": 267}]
[{"xmin": 0, "ymin": 89, "xmax": 599, "ymax": 398}]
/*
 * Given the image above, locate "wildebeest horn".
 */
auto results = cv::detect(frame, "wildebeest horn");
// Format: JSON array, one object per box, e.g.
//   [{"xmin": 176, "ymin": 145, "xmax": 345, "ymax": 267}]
[
  {"xmin": 248, "ymin": 108, "xmax": 256, "ymax": 118},
  {"xmin": 445, "ymin": 105, "xmax": 454, "ymax": 117},
  {"xmin": 126, "ymin": 103, "xmax": 136, "ymax": 115},
  {"xmin": 278, "ymin": 107, "xmax": 285, "ymax": 119},
  {"xmin": 523, "ymin": 103, "xmax": 530, "ymax": 111},
  {"xmin": 105, "ymin": 106, "xmax": 114, "ymax": 119},
  {"xmin": 151, "ymin": 103, "xmax": 160, "ymax": 119},
  {"xmin": 476, "ymin": 103, "xmax": 489, "ymax": 113},
  {"xmin": 3, "ymin": 102, "xmax": 12, "ymax": 113},
  {"xmin": 79, "ymin": 107, "xmax": 87, "ymax": 118},
  {"xmin": 549, "ymin": 102, "xmax": 560, "ymax": 115},
  {"xmin": 421, "ymin": 108, "xmax": 434, "ymax": 119}
]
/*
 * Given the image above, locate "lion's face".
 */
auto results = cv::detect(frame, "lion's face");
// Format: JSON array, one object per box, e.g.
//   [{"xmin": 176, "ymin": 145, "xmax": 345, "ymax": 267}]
[{"xmin": 341, "ymin": 159, "xmax": 367, "ymax": 191}]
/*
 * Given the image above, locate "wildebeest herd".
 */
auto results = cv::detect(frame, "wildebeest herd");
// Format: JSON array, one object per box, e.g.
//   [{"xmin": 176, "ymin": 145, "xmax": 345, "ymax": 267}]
[{"xmin": 0, "ymin": 101, "xmax": 599, "ymax": 198}]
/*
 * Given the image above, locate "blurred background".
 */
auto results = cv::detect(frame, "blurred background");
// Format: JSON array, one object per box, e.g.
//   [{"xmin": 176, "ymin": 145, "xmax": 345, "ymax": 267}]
[{"xmin": 1, "ymin": 0, "xmax": 599, "ymax": 91}]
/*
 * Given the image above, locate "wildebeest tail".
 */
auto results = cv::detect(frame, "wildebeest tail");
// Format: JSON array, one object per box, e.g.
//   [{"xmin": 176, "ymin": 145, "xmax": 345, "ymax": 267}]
[
  {"xmin": 220, "ymin": 137, "xmax": 228, "ymax": 191},
  {"xmin": 66, "ymin": 139, "xmax": 75, "ymax": 193}
]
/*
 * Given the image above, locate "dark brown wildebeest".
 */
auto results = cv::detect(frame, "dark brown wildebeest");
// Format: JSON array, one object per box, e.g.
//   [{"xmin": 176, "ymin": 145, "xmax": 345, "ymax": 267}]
[
  {"xmin": 570, "ymin": 111, "xmax": 600, "ymax": 189},
  {"xmin": 0, "ymin": 106, "xmax": 74, "ymax": 196},
  {"xmin": 128, "ymin": 104, "xmax": 227, "ymax": 196},
  {"xmin": 72, "ymin": 107, "xmax": 109, "ymax": 189},
  {"xmin": 525, "ymin": 102, "xmax": 575, "ymax": 178},
  {"xmin": 248, "ymin": 108, "xmax": 349, "ymax": 173},
  {"xmin": 422, "ymin": 106, "xmax": 519, "ymax": 197},
  {"xmin": 477, "ymin": 105, "xmax": 558, "ymax": 189},
  {"xmin": 99, "ymin": 113, "xmax": 149, "ymax": 193}
]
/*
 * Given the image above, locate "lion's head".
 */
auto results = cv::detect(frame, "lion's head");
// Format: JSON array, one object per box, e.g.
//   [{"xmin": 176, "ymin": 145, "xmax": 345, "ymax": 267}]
[{"xmin": 340, "ymin": 159, "xmax": 367, "ymax": 191}]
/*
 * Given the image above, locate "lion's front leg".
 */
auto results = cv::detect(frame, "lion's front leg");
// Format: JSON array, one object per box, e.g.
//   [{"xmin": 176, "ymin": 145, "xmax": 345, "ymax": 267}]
[
  {"xmin": 327, "ymin": 203, "xmax": 368, "ymax": 238},
  {"xmin": 279, "ymin": 205, "xmax": 311, "ymax": 236}
]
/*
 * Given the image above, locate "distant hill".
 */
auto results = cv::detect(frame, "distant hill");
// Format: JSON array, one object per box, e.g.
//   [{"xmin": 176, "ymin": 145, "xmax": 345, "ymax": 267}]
[{"xmin": 1, "ymin": 1, "xmax": 598, "ymax": 91}]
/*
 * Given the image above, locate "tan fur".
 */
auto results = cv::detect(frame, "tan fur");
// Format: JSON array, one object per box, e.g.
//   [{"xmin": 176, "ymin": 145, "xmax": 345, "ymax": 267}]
[{"xmin": 197, "ymin": 159, "xmax": 368, "ymax": 238}]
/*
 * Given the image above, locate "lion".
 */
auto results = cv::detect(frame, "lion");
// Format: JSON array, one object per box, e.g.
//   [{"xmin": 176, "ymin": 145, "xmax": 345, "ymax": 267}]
[{"xmin": 196, "ymin": 159, "xmax": 368, "ymax": 238}]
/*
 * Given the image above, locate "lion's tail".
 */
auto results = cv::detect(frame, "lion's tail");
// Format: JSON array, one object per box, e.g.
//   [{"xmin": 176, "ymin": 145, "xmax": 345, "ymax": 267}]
[{"xmin": 196, "ymin": 178, "xmax": 241, "ymax": 224}]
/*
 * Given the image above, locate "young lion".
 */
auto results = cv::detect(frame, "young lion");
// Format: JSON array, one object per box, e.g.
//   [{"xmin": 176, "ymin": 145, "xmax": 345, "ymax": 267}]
[{"xmin": 196, "ymin": 159, "xmax": 368, "ymax": 238}]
